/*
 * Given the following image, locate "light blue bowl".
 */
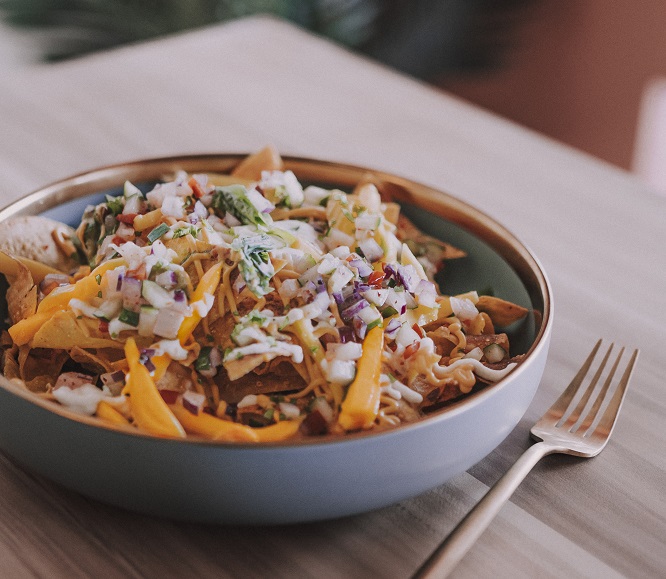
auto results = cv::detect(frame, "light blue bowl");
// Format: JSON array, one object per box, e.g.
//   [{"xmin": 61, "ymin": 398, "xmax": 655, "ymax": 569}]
[{"xmin": 0, "ymin": 155, "xmax": 552, "ymax": 524}]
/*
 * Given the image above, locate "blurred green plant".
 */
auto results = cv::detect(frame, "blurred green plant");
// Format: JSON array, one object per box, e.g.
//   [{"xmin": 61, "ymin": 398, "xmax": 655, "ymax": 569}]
[{"xmin": 0, "ymin": 0, "xmax": 529, "ymax": 80}]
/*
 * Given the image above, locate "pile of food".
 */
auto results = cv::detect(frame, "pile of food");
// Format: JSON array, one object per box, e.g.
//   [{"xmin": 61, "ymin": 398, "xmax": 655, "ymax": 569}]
[{"xmin": 0, "ymin": 147, "xmax": 528, "ymax": 441}]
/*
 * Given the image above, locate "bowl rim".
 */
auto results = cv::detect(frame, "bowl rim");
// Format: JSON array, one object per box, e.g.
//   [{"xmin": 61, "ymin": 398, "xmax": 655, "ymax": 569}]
[{"xmin": 0, "ymin": 153, "xmax": 553, "ymax": 450}]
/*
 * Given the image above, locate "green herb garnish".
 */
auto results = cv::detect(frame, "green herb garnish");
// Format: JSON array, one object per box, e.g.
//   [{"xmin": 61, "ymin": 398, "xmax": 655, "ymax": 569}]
[
  {"xmin": 210, "ymin": 184, "xmax": 272, "ymax": 227},
  {"xmin": 231, "ymin": 234, "xmax": 275, "ymax": 298},
  {"xmin": 147, "ymin": 223, "xmax": 169, "ymax": 243},
  {"xmin": 194, "ymin": 346, "xmax": 213, "ymax": 371},
  {"xmin": 118, "ymin": 308, "xmax": 140, "ymax": 327}
]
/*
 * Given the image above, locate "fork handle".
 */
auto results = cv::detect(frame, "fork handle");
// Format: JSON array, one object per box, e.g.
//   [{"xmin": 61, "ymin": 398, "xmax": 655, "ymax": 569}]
[{"xmin": 413, "ymin": 441, "xmax": 558, "ymax": 578}]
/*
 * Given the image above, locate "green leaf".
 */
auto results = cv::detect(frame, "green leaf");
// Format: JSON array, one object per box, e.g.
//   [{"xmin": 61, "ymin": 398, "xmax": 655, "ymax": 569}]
[
  {"xmin": 118, "ymin": 308, "xmax": 140, "ymax": 327},
  {"xmin": 194, "ymin": 346, "xmax": 213, "ymax": 371},
  {"xmin": 210, "ymin": 185, "xmax": 272, "ymax": 227},
  {"xmin": 105, "ymin": 194, "xmax": 125, "ymax": 216},
  {"xmin": 232, "ymin": 234, "xmax": 275, "ymax": 298}
]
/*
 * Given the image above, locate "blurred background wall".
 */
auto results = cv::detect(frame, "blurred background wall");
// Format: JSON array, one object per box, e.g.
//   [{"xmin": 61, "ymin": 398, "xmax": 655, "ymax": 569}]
[
  {"xmin": 438, "ymin": 0, "xmax": 666, "ymax": 172},
  {"xmin": 1, "ymin": 0, "xmax": 664, "ymax": 176}
]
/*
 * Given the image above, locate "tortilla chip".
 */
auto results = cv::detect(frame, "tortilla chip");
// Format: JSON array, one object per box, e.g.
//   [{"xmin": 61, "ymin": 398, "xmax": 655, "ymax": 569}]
[
  {"xmin": 68, "ymin": 346, "xmax": 116, "ymax": 374},
  {"xmin": 0, "ymin": 216, "xmax": 80, "ymax": 273},
  {"xmin": 31, "ymin": 310, "xmax": 122, "ymax": 350},
  {"xmin": 215, "ymin": 360, "xmax": 305, "ymax": 403},
  {"xmin": 397, "ymin": 214, "xmax": 466, "ymax": 261},
  {"xmin": 231, "ymin": 145, "xmax": 283, "ymax": 181},
  {"xmin": 476, "ymin": 295, "xmax": 529, "ymax": 328},
  {"xmin": 2, "ymin": 346, "xmax": 20, "ymax": 381},
  {"xmin": 5, "ymin": 257, "xmax": 37, "ymax": 324},
  {"xmin": 18, "ymin": 345, "xmax": 69, "ymax": 392}
]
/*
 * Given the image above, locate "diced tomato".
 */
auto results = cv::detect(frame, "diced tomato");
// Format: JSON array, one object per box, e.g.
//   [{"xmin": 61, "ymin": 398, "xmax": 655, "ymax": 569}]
[
  {"xmin": 98, "ymin": 320, "xmax": 109, "ymax": 334},
  {"xmin": 116, "ymin": 213, "xmax": 138, "ymax": 224},
  {"xmin": 367, "ymin": 270, "xmax": 385, "ymax": 288},
  {"xmin": 188, "ymin": 177, "xmax": 206, "ymax": 199},
  {"xmin": 412, "ymin": 323, "xmax": 425, "ymax": 338},
  {"xmin": 403, "ymin": 341, "xmax": 420, "ymax": 359}
]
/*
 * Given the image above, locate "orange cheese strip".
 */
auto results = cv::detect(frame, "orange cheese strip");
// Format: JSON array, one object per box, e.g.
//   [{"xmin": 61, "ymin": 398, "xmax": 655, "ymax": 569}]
[
  {"xmin": 9, "ymin": 258, "xmax": 127, "ymax": 346},
  {"xmin": 170, "ymin": 404, "xmax": 302, "ymax": 443},
  {"xmin": 338, "ymin": 326, "xmax": 384, "ymax": 431},
  {"xmin": 150, "ymin": 260, "xmax": 224, "ymax": 379},
  {"xmin": 177, "ymin": 261, "xmax": 223, "ymax": 343},
  {"xmin": 124, "ymin": 338, "xmax": 186, "ymax": 438},
  {"xmin": 37, "ymin": 257, "xmax": 126, "ymax": 314},
  {"xmin": 8, "ymin": 311, "xmax": 53, "ymax": 346},
  {"xmin": 96, "ymin": 400, "xmax": 131, "ymax": 426}
]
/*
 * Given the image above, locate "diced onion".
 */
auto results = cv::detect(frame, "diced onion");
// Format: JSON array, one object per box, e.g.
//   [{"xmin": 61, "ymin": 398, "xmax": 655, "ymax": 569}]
[
  {"xmin": 358, "ymin": 238, "xmax": 384, "ymax": 262},
  {"xmin": 326, "ymin": 341, "xmax": 363, "ymax": 361},
  {"xmin": 153, "ymin": 308, "xmax": 185, "ymax": 339},
  {"xmin": 450, "ymin": 296, "xmax": 479, "ymax": 321},
  {"xmin": 182, "ymin": 391, "xmax": 206, "ymax": 415}
]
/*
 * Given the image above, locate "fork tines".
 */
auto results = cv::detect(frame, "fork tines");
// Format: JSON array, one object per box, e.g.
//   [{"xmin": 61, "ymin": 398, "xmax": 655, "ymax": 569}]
[{"xmin": 553, "ymin": 340, "xmax": 639, "ymax": 438}]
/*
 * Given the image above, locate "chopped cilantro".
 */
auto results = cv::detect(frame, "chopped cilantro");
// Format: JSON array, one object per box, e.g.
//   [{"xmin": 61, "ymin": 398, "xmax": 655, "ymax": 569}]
[
  {"xmin": 194, "ymin": 347, "xmax": 213, "ymax": 371},
  {"xmin": 118, "ymin": 308, "xmax": 140, "ymax": 327},
  {"xmin": 105, "ymin": 195, "xmax": 125, "ymax": 216}
]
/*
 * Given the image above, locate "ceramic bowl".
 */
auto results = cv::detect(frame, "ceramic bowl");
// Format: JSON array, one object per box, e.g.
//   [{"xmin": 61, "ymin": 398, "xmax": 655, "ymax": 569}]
[{"xmin": 0, "ymin": 155, "xmax": 552, "ymax": 524}]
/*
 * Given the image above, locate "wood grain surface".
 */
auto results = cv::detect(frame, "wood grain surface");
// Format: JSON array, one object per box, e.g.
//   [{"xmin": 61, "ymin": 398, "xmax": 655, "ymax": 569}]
[{"xmin": 0, "ymin": 16, "xmax": 664, "ymax": 578}]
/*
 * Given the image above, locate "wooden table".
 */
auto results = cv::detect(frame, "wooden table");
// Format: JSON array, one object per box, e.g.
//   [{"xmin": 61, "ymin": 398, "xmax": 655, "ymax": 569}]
[{"xmin": 1, "ymin": 16, "xmax": 664, "ymax": 578}]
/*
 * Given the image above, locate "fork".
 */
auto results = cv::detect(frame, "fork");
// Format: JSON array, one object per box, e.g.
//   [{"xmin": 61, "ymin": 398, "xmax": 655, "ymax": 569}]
[{"xmin": 413, "ymin": 340, "xmax": 639, "ymax": 578}]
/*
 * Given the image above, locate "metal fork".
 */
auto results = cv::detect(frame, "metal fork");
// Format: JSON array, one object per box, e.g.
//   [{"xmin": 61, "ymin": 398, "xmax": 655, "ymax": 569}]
[{"xmin": 413, "ymin": 340, "xmax": 639, "ymax": 578}]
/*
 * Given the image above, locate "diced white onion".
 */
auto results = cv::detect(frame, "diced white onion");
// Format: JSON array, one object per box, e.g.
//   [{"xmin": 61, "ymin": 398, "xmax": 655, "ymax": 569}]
[
  {"xmin": 321, "ymin": 358, "xmax": 356, "ymax": 385},
  {"xmin": 279, "ymin": 402, "xmax": 301, "ymax": 419},
  {"xmin": 363, "ymin": 288, "xmax": 388, "ymax": 307},
  {"xmin": 182, "ymin": 390, "xmax": 206, "ymax": 414},
  {"xmin": 111, "ymin": 241, "xmax": 146, "ymax": 271},
  {"xmin": 237, "ymin": 394, "xmax": 258, "ymax": 409},
  {"xmin": 326, "ymin": 341, "xmax": 363, "ymax": 361},
  {"xmin": 224, "ymin": 212, "xmax": 241, "ymax": 227},
  {"xmin": 328, "ymin": 264, "xmax": 354, "ymax": 294},
  {"xmin": 138, "ymin": 307, "xmax": 158, "ymax": 337},
  {"xmin": 325, "ymin": 228, "xmax": 355, "ymax": 250},
  {"xmin": 311, "ymin": 396, "xmax": 334, "ymax": 423},
  {"xmin": 246, "ymin": 187, "xmax": 275, "ymax": 214},
  {"xmin": 329, "ymin": 246, "xmax": 350, "ymax": 259},
  {"xmin": 317, "ymin": 254, "xmax": 341, "ymax": 275},
  {"xmin": 450, "ymin": 296, "xmax": 479, "ymax": 321},
  {"xmin": 395, "ymin": 324, "xmax": 420, "ymax": 348},
  {"xmin": 358, "ymin": 237, "xmax": 384, "ymax": 262},
  {"xmin": 465, "ymin": 347, "xmax": 484, "ymax": 361},
  {"xmin": 161, "ymin": 195, "xmax": 186, "ymax": 218},
  {"xmin": 303, "ymin": 185, "xmax": 330, "ymax": 206},
  {"xmin": 153, "ymin": 308, "xmax": 185, "ymax": 339},
  {"xmin": 277, "ymin": 278, "xmax": 300, "ymax": 301}
]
